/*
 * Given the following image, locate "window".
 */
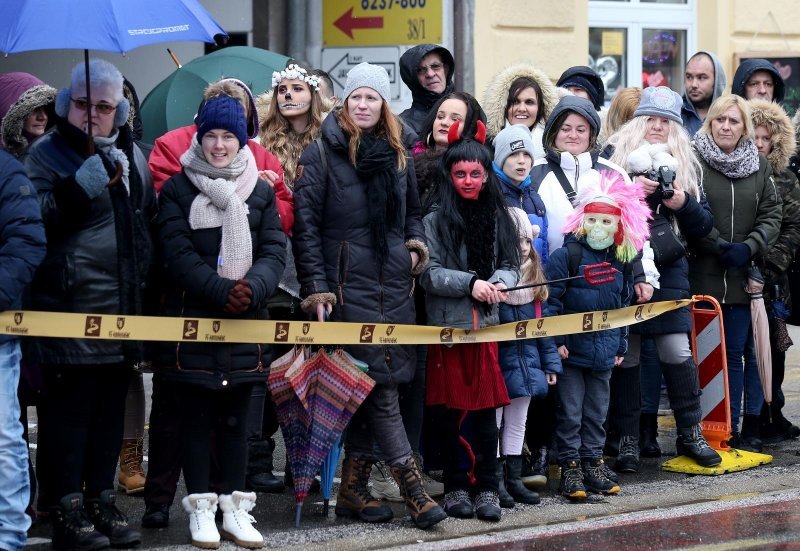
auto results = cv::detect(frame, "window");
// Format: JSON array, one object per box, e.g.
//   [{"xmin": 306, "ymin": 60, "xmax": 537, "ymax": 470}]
[{"xmin": 589, "ymin": 1, "xmax": 695, "ymax": 103}]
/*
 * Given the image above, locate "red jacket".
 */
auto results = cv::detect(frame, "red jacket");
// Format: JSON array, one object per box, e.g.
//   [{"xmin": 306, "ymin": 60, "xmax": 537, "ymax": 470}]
[{"xmin": 149, "ymin": 125, "xmax": 294, "ymax": 234}]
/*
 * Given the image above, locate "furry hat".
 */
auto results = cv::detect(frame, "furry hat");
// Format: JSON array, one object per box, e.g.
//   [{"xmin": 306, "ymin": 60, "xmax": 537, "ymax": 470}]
[
  {"xmin": 0, "ymin": 82, "xmax": 56, "ymax": 155},
  {"xmin": 750, "ymin": 98, "xmax": 796, "ymax": 173},
  {"xmin": 563, "ymin": 170, "xmax": 651, "ymax": 262}
]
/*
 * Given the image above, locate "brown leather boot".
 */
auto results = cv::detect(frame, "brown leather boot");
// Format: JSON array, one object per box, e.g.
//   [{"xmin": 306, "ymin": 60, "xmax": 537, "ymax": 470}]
[
  {"xmin": 390, "ymin": 456, "xmax": 447, "ymax": 529},
  {"xmin": 118, "ymin": 437, "xmax": 145, "ymax": 495},
  {"xmin": 334, "ymin": 455, "xmax": 393, "ymax": 523}
]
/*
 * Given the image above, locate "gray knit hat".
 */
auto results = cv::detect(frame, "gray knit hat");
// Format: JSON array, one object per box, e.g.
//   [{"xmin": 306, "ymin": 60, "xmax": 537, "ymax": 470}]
[
  {"xmin": 634, "ymin": 86, "xmax": 682, "ymax": 124},
  {"xmin": 493, "ymin": 124, "xmax": 536, "ymax": 167},
  {"xmin": 342, "ymin": 62, "xmax": 391, "ymax": 103}
]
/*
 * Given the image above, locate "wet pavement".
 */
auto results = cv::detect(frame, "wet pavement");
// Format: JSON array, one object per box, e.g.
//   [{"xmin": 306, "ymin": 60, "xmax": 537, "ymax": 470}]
[{"xmin": 23, "ymin": 325, "xmax": 800, "ymax": 549}]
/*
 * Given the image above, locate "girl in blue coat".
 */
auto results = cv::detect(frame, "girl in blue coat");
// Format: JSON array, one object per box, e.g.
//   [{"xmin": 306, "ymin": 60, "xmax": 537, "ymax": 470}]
[{"xmin": 496, "ymin": 208, "xmax": 561, "ymax": 506}]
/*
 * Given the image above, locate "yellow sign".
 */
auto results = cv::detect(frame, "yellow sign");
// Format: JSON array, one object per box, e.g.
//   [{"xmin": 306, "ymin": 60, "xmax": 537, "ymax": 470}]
[
  {"xmin": 602, "ymin": 31, "xmax": 624, "ymax": 57},
  {"xmin": 323, "ymin": 0, "xmax": 442, "ymax": 47}
]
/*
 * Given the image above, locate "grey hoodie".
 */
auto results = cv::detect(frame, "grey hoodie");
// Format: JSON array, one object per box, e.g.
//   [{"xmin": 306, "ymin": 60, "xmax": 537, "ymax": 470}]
[{"xmin": 681, "ymin": 51, "xmax": 727, "ymax": 137}]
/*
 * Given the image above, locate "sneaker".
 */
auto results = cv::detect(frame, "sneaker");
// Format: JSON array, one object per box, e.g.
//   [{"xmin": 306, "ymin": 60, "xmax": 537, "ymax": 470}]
[
  {"xmin": 559, "ymin": 460, "xmax": 586, "ymax": 501},
  {"xmin": 413, "ymin": 453, "xmax": 444, "ymax": 498},
  {"xmin": 443, "ymin": 490, "xmax": 473, "ymax": 519},
  {"xmin": 582, "ymin": 458, "xmax": 620, "ymax": 495},
  {"xmin": 368, "ymin": 462, "xmax": 403, "ymax": 502},
  {"xmin": 474, "ymin": 491, "xmax": 501, "ymax": 522},
  {"xmin": 614, "ymin": 436, "xmax": 641, "ymax": 473},
  {"xmin": 523, "ymin": 446, "xmax": 548, "ymax": 491}
]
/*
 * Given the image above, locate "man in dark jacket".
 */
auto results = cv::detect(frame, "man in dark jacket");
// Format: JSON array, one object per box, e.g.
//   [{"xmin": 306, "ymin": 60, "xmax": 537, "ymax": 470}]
[
  {"xmin": 399, "ymin": 44, "xmax": 455, "ymax": 135},
  {"xmin": 732, "ymin": 59, "xmax": 785, "ymax": 103},
  {"xmin": 0, "ymin": 150, "xmax": 46, "ymax": 551},
  {"xmin": 681, "ymin": 51, "xmax": 727, "ymax": 137},
  {"xmin": 556, "ymin": 66, "xmax": 605, "ymax": 111}
]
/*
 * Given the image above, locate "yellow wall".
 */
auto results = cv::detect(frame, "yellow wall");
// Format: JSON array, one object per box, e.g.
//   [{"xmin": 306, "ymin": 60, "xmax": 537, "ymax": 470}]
[{"xmin": 474, "ymin": 0, "xmax": 588, "ymax": 99}]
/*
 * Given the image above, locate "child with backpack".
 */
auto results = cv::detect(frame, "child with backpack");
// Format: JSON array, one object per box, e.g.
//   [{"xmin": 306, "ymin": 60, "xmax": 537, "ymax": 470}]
[
  {"xmin": 420, "ymin": 121, "xmax": 520, "ymax": 522},
  {"xmin": 545, "ymin": 171, "xmax": 649, "ymax": 501},
  {"xmin": 496, "ymin": 208, "xmax": 561, "ymax": 506}
]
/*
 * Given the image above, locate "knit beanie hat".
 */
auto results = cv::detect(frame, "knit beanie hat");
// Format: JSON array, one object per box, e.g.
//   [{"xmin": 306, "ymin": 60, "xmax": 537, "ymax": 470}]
[
  {"xmin": 342, "ymin": 62, "xmax": 391, "ymax": 103},
  {"xmin": 558, "ymin": 75, "xmax": 601, "ymax": 111},
  {"xmin": 634, "ymin": 86, "xmax": 682, "ymax": 124},
  {"xmin": 493, "ymin": 124, "xmax": 536, "ymax": 167},
  {"xmin": 196, "ymin": 95, "xmax": 247, "ymax": 149}
]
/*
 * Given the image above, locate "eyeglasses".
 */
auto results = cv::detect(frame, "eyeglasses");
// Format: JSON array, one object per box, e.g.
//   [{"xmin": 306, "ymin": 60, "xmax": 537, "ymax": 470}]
[
  {"xmin": 417, "ymin": 62, "xmax": 444, "ymax": 75},
  {"xmin": 70, "ymin": 98, "xmax": 117, "ymax": 115}
]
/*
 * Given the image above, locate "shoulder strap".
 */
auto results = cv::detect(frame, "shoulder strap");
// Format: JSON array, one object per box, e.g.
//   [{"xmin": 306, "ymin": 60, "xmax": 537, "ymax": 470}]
[
  {"xmin": 546, "ymin": 158, "xmax": 577, "ymax": 206},
  {"xmin": 315, "ymin": 137, "xmax": 328, "ymax": 181},
  {"xmin": 566, "ymin": 241, "xmax": 582, "ymax": 278},
  {"xmin": 534, "ymin": 300, "xmax": 542, "ymax": 319}
]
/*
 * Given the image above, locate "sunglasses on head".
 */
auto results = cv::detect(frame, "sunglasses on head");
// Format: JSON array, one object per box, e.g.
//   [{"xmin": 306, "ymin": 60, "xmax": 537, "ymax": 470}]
[{"xmin": 70, "ymin": 97, "xmax": 117, "ymax": 115}]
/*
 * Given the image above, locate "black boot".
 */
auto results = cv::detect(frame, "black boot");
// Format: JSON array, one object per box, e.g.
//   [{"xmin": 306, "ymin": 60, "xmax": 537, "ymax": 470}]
[
  {"xmin": 614, "ymin": 436, "xmax": 641, "ymax": 473},
  {"xmin": 581, "ymin": 458, "xmax": 620, "ymax": 495},
  {"xmin": 496, "ymin": 458, "xmax": 515, "ymax": 508},
  {"xmin": 523, "ymin": 446, "xmax": 549, "ymax": 490},
  {"xmin": 559, "ymin": 460, "xmax": 586, "ymax": 501},
  {"xmin": 85, "ymin": 490, "xmax": 141, "ymax": 548},
  {"xmin": 505, "ymin": 455, "xmax": 540, "ymax": 505},
  {"xmin": 740, "ymin": 415, "xmax": 764, "ymax": 453},
  {"xmin": 676, "ymin": 424, "xmax": 722, "ymax": 467},
  {"xmin": 639, "ymin": 413, "xmax": 661, "ymax": 457},
  {"xmin": 50, "ymin": 493, "xmax": 110, "ymax": 551},
  {"xmin": 246, "ymin": 437, "xmax": 284, "ymax": 493}
]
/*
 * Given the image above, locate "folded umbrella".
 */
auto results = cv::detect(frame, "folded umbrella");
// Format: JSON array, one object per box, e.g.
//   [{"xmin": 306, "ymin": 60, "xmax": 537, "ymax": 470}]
[{"xmin": 744, "ymin": 265, "xmax": 772, "ymax": 405}]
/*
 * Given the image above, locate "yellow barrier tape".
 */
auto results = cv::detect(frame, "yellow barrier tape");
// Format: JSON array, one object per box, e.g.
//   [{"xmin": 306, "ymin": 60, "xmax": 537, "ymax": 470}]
[{"xmin": 0, "ymin": 299, "xmax": 692, "ymax": 345}]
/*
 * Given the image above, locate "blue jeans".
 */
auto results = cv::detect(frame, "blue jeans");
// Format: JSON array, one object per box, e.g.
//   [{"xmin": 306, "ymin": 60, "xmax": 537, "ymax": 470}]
[
  {"xmin": 0, "ymin": 340, "xmax": 31, "ymax": 551},
  {"xmin": 556, "ymin": 365, "xmax": 612, "ymax": 463},
  {"xmin": 722, "ymin": 304, "xmax": 763, "ymax": 430}
]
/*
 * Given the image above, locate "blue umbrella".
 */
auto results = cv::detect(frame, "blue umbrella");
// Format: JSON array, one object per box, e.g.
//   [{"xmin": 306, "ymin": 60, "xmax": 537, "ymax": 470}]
[{"xmin": 0, "ymin": 0, "xmax": 226, "ymax": 153}]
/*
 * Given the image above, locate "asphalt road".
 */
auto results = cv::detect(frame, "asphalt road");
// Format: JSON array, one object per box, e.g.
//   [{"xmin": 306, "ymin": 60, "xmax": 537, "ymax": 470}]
[{"xmin": 24, "ymin": 325, "xmax": 800, "ymax": 550}]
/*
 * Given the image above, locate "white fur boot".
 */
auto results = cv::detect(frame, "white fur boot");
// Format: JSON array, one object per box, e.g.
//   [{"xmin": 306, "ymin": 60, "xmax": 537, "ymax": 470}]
[
  {"xmin": 219, "ymin": 491, "xmax": 263, "ymax": 549},
  {"xmin": 181, "ymin": 493, "xmax": 220, "ymax": 549}
]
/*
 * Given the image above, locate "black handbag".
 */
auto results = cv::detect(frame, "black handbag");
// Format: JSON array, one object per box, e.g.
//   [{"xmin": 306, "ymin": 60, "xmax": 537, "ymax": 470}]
[{"xmin": 649, "ymin": 212, "xmax": 686, "ymax": 266}]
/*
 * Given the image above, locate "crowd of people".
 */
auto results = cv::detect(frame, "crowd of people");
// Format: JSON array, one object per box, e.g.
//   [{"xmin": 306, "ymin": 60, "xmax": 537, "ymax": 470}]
[{"xmin": 0, "ymin": 43, "xmax": 799, "ymax": 551}]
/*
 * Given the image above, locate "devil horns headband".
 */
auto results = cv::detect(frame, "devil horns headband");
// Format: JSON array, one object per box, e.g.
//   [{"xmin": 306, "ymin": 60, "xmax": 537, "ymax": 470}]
[{"xmin": 447, "ymin": 119, "xmax": 487, "ymax": 145}]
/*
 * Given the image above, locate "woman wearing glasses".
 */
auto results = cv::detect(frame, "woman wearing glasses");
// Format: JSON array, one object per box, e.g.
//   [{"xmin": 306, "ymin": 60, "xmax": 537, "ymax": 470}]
[{"xmin": 24, "ymin": 59, "xmax": 154, "ymax": 550}]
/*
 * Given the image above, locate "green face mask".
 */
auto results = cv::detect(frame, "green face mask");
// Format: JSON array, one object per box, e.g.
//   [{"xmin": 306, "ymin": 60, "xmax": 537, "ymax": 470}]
[{"xmin": 584, "ymin": 213, "xmax": 619, "ymax": 251}]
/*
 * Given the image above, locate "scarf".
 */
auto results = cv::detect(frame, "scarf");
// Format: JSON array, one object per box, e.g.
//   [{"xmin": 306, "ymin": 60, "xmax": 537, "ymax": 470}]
[
  {"xmin": 355, "ymin": 133, "xmax": 403, "ymax": 265},
  {"xmin": 181, "ymin": 140, "xmax": 258, "ymax": 280},
  {"xmin": 94, "ymin": 131, "xmax": 130, "ymax": 193},
  {"xmin": 457, "ymin": 194, "xmax": 497, "ymax": 316},
  {"xmin": 693, "ymin": 132, "xmax": 760, "ymax": 179}
]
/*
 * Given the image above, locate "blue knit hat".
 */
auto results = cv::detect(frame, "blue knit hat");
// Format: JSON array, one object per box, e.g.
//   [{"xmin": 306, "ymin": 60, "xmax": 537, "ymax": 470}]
[{"xmin": 196, "ymin": 95, "xmax": 247, "ymax": 149}]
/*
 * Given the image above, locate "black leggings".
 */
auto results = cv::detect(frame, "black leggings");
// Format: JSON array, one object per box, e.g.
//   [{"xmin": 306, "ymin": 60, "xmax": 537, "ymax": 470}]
[{"xmin": 177, "ymin": 383, "xmax": 253, "ymax": 495}]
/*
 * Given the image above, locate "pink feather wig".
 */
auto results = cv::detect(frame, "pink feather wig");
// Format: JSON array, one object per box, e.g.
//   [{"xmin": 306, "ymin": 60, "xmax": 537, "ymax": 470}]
[{"xmin": 562, "ymin": 169, "xmax": 651, "ymax": 263}]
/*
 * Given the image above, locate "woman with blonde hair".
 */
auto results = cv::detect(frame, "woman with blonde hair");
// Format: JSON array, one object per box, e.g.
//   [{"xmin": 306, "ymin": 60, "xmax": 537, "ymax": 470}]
[
  {"xmin": 606, "ymin": 86, "xmax": 719, "ymax": 472},
  {"xmin": 689, "ymin": 93, "xmax": 782, "ymax": 452},
  {"xmin": 292, "ymin": 62, "xmax": 445, "ymax": 529},
  {"xmin": 598, "ymin": 87, "xmax": 642, "ymax": 148}
]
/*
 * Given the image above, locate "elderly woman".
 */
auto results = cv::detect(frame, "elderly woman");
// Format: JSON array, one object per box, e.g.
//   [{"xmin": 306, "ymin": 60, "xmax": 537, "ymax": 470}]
[
  {"xmin": 606, "ymin": 86, "xmax": 719, "ymax": 471},
  {"xmin": 24, "ymin": 59, "xmax": 152, "ymax": 549},
  {"xmin": 157, "ymin": 95, "xmax": 285, "ymax": 549},
  {"xmin": 748, "ymin": 99, "xmax": 800, "ymax": 444},
  {"xmin": 292, "ymin": 62, "xmax": 445, "ymax": 529},
  {"xmin": 688, "ymin": 94, "xmax": 782, "ymax": 452}
]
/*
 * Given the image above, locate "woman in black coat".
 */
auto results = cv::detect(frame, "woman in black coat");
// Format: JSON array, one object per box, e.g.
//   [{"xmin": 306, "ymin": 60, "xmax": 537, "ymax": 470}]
[
  {"xmin": 292, "ymin": 62, "xmax": 444, "ymax": 529},
  {"xmin": 157, "ymin": 95, "xmax": 285, "ymax": 549}
]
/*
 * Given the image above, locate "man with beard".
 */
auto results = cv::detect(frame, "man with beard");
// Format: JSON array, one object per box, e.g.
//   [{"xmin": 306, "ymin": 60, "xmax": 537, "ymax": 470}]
[{"xmin": 681, "ymin": 51, "xmax": 727, "ymax": 137}]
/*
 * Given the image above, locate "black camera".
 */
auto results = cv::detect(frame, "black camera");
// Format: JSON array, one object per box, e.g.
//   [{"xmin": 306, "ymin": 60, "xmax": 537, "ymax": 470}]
[{"xmin": 646, "ymin": 165, "xmax": 676, "ymax": 199}]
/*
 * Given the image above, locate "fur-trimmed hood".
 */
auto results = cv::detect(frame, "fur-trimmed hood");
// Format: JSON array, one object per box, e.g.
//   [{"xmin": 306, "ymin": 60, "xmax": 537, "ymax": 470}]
[
  {"xmin": 482, "ymin": 63, "xmax": 559, "ymax": 137},
  {"xmin": 0, "ymin": 83, "xmax": 56, "ymax": 156},
  {"xmin": 749, "ymin": 98, "xmax": 796, "ymax": 172}
]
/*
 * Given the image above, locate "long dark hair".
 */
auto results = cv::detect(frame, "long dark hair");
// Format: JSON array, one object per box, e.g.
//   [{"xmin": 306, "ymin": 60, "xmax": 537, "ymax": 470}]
[
  {"xmin": 431, "ymin": 137, "xmax": 520, "ymax": 271},
  {"xmin": 418, "ymin": 91, "xmax": 487, "ymax": 150},
  {"xmin": 505, "ymin": 77, "xmax": 546, "ymax": 128}
]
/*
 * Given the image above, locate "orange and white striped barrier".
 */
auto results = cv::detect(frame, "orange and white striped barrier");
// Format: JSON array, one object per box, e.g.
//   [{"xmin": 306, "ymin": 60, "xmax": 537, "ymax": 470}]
[{"xmin": 691, "ymin": 296, "xmax": 732, "ymax": 451}]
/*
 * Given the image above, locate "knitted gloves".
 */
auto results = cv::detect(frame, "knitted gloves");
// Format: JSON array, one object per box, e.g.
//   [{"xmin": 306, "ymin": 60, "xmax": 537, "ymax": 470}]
[{"xmin": 75, "ymin": 155, "xmax": 109, "ymax": 199}]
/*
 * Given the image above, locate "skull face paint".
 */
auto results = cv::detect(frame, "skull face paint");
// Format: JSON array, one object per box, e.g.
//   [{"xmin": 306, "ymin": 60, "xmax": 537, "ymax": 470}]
[
  {"xmin": 583, "ymin": 201, "xmax": 621, "ymax": 251},
  {"xmin": 450, "ymin": 160, "xmax": 486, "ymax": 200}
]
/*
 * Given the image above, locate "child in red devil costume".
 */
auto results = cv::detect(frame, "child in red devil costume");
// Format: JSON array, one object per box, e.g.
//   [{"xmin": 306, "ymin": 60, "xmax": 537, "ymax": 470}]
[{"xmin": 419, "ymin": 121, "xmax": 521, "ymax": 522}]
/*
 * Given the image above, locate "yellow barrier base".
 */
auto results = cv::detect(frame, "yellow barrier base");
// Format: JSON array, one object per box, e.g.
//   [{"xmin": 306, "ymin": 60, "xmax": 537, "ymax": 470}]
[{"xmin": 661, "ymin": 449, "xmax": 773, "ymax": 475}]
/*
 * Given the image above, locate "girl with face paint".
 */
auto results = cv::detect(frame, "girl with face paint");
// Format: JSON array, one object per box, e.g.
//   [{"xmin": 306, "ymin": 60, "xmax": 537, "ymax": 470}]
[
  {"xmin": 544, "ymin": 170, "xmax": 649, "ymax": 502},
  {"xmin": 419, "ymin": 122, "xmax": 522, "ymax": 521}
]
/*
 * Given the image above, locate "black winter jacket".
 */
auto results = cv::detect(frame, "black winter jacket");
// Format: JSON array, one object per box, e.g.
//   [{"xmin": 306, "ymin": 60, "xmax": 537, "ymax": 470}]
[
  {"xmin": 24, "ymin": 117, "xmax": 155, "ymax": 365},
  {"xmin": 156, "ymin": 171, "xmax": 286, "ymax": 389},
  {"xmin": 293, "ymin": 113, "xmax": 426, "ymax": 385},
  {"xmin": 0, "ymin": 150, "xmax": 46, "ymax": 345}
]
